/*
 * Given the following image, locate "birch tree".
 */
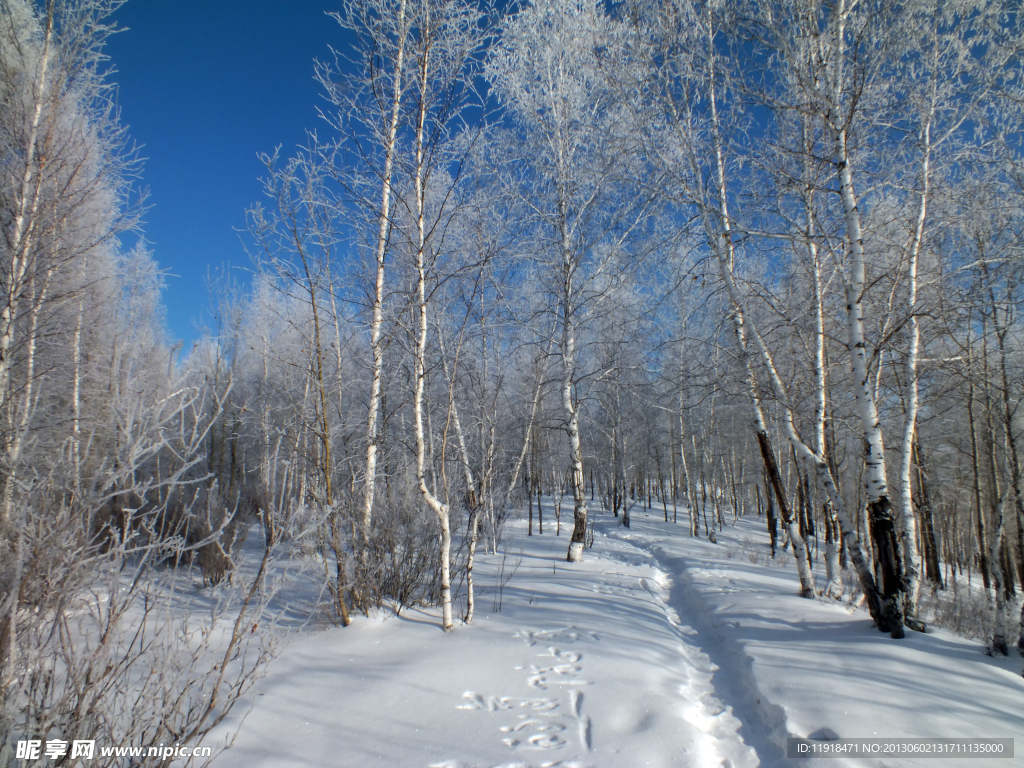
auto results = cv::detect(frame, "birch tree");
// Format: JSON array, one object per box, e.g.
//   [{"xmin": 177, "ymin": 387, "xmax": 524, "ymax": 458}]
[
  {"xmin": 739, "ymin": 0, "xmax": 911, "ymax": 634},
  {"xmin": 739, "ymin": 0, "xmax": 1020, "ymax": 634},
  {"xmin": 249, "ymin": 148, "xmax": 354, "ymax": 624},
  {"xmin": 0, "ymin": 0, "xmax": 137, "ymax": 531},
  {"xmin": 319, "ymin": 0, "xmax": 413, "ymax": 601},
  {"xmin": 873, "ymin": 0, "xmax": 1008, "ymax": 621},
  {"xmin": 631, "ymin": 0, "xmax": 817, "ymax": 596},
  {"xmin": 486, "ymin": 0, "xmax": 654, "ymax": 561},
  {"xmin": 401, "ymin": 0, "xmax": 488, "ymax": 631}
]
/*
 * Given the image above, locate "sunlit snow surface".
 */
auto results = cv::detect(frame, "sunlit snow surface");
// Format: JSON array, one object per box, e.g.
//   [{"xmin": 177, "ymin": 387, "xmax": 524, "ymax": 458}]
[{"xmin": 208, "ymin": 507, "xmax": 1024, "ymax": 768}]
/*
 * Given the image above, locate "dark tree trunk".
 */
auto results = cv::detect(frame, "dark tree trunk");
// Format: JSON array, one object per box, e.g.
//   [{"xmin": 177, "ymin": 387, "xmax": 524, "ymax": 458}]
[
  {"xmin": 868, "ymin": 495, "xmax": 906, "ymax": 638},
  {"xmin": 967, "ymin": 382, "xmax": 990, "ymax": 589},
  {"xmin": 913, "ymin": 441, "xmax": 942, "ymax": 588},
  {"xmin": 527, "ymin": 468, "xmax": 533, "ymax": 537},
  {"xmin": 755, "ymin": 430, "xmax": 802, "ymax": 576}
]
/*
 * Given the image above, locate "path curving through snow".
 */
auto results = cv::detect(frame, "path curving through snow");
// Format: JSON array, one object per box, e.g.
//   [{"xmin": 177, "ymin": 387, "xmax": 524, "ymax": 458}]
[{"xmin": 208, "ymin": 507, "xmax": 1024, "ymax": 768}]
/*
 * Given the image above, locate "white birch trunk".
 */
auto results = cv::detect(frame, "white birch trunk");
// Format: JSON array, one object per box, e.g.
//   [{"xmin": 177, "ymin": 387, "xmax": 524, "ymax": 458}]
[
  {"xmin": 414, "ymin": 284, "xmax": 453, "ymax": 632},
  {"xmin": 413, "ymin": 232, "xmax": 453, "ymax": 631},
  {"xmin": 699, "ymin": 42, "xmax": 814, "ymax": 595},
  {"xmin": 412, "ymin": 25, "xmax": 452, "ymax": 630},
  {"xmin": 504, "ymin": 348, "xmax": 549, "ymax": 510},
  {"xmin": 71, "ymin": 296, "xmax": 84, "ymax": 498},
  {"xmin": 799, "ymin": 128, "xmax": 843, "ymax": 597},
  {"xmin": 835, "ymin": 128, "xmax": 888, "ymax": 502},
  {"xmin": 988, "ymin": 491, "xmax": 1009, "ymax": 655},
  {"xmin": 678, "ymin": 396, "xmax": 691, "ymax": 514},
  {"xmin": 560, "ymin": 249, "xmax": 587, "ymax": 562},
  {"xmin": 2, "ymin": 272, "xmax": 49, "ymax": 526},
  {"xmin": 563, "ymin": 308, "xmax": 587, "ymax": 562},
  {"xmin": 833, "ymin": 119, "xmax": 905, "ymax": 637},
  {"xmin": 811, "ymin": 242, "xmax": 842, "ymax": 598},
  {"xmin": 555, "ymin": 167, "xmax": 587, "ymax": 561},
  {"xmin": 0, "ymin": 10, "xmax": 52, "ymax": 436},
  {"xmin": 897, "ymin": 128, "xmax": 930, "ymax": 618},
  {"xmin": 443, "ymin": 346, "xmax": 480, "ymax": 623},
  {"xmin": 360, "ymin": 0, "xmax": 409, "ymax": 578}
]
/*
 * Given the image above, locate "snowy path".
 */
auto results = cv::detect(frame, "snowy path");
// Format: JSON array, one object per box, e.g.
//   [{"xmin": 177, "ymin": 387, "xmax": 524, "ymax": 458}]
[
  {"xmin": 208, "ymin": 509, "xmax": 1024, "ymax": 768},
  {"xmin": 610, "ymin": 513, "xmax": 1024, "ymax": 768}
]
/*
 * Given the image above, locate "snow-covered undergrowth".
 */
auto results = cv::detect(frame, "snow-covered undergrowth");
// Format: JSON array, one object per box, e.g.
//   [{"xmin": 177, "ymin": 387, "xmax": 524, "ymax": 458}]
[
  {"xmin": 916, "ymin": 578, "xmax": 1022, "ymax": 645},
  {"xmin": 203, "ymin": 506, "xmax": 1024, "ymax": 768}
]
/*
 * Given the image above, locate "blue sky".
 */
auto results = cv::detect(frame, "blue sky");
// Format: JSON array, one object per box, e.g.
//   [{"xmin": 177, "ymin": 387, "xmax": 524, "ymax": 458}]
[{"xmin": 106, "ymin": 0, "xmax": 345, "ymax": 347}]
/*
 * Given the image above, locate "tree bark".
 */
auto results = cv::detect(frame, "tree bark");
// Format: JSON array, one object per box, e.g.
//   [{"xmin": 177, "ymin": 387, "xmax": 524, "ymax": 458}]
[
  {"xmin": 558, "ymin": 178, "xmax": 588, "ymax": 562},
  {"xmin": 687, "ymin": 11, "xmax": 816, "ymax": 593},
  {"xmin": 359, "ymin": 0, "xmax": 409, "ymax": 598},
  {"xmin": 411, "ymin": 14, "xmax": 453, "ymax": 630},
  {"xmin": 832, "ymin": 117, "xmax": 905, "ymax": 638},
  {"xmin": 912, "ymin": 441, "xmax": 942, "ymax": 588},
  {"xmin": 968, "ymin": 380, "xmax": 991, "ymax": 589},
  {"xmin": 896, "ymin": 114, "xmax": 932, "ymax": 620}
]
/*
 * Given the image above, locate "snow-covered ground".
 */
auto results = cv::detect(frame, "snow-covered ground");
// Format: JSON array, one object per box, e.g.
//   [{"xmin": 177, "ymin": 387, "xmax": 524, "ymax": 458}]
[{"xmin": 208, "ymin": 505, "xmax": 1024, "ymax": 768}]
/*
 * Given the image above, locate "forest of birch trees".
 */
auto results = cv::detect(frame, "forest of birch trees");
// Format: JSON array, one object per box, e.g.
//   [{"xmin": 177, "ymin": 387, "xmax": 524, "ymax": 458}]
[{"xmin": 2, "ymin": 0, "xmax": 1024, "ymax": 757}]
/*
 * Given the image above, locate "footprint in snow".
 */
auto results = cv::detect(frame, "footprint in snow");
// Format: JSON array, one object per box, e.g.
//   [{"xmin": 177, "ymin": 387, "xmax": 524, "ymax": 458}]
[
  {"xmin": 701, "ymin": 694, "xmax": 726, "ymax": 716},
  {"xmin": 457, "ymin": 691, "xmax": 514, "ymax": 711},
  {"xmin": 579, "ymin": 716, "xmax": 592, "ymax": 752},
  {"xmin": 527, "ymin": 729, "xmax": 567, "ymax": 749},
  {"xmin": 540, "ymin": 647, "xmax": 581, "ymax": 663},
  {"xmin": 479, "ymin": 631, "xmax": 597, "ymax": 758},
  {"xmin": 501, "ymin": 721, "xmax": 567, "ymax": 750},
  {"xmin": 521, "ymin": 698, "xmax": 560, "ymax": 712},
  {"xmin": 527, "ymin": 663, "xmax": 586, "ymax": 690},
  {"xmin": 569, "ymin": 690, "xmax": 583, "ymax": 718},
  {"xmin": 514, "ymin": 627, "xmax": 599, "ymax": 647}
]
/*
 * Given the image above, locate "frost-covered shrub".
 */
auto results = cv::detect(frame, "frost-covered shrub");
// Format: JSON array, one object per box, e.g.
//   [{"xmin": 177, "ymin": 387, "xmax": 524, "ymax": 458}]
[
  {"xmin": 918, "ymin": 579, "xmax": 1022, "ymax": 643},
  {"xmin": 0, "ymin": 481, "xmax": 276, "ymax": 767}
]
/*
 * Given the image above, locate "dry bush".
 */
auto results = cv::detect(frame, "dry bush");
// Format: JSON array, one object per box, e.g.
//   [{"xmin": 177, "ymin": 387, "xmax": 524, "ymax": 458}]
[
  {"xmin": 0, "ymin": 475, "xmax": 279, "ymax": 767},
  {"xmin": 917, "ymin": 579, "xmax": 1022, "ymax": 644},
  {"xmin": 0, "ymin": 382, "xmax": 279, "ymax": 767}
]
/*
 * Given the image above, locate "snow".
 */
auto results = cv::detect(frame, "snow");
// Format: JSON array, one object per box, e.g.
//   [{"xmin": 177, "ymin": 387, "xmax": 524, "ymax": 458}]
[{"xmin": 208, "ymin": 506, "xmax": 1024, "ymax": 768}]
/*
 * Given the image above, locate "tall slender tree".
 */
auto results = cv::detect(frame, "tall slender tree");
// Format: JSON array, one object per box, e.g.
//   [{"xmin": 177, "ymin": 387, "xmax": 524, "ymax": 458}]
[{"xmin": 486, "ymin": 0, "xmax": 654, "ymax": 561}]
